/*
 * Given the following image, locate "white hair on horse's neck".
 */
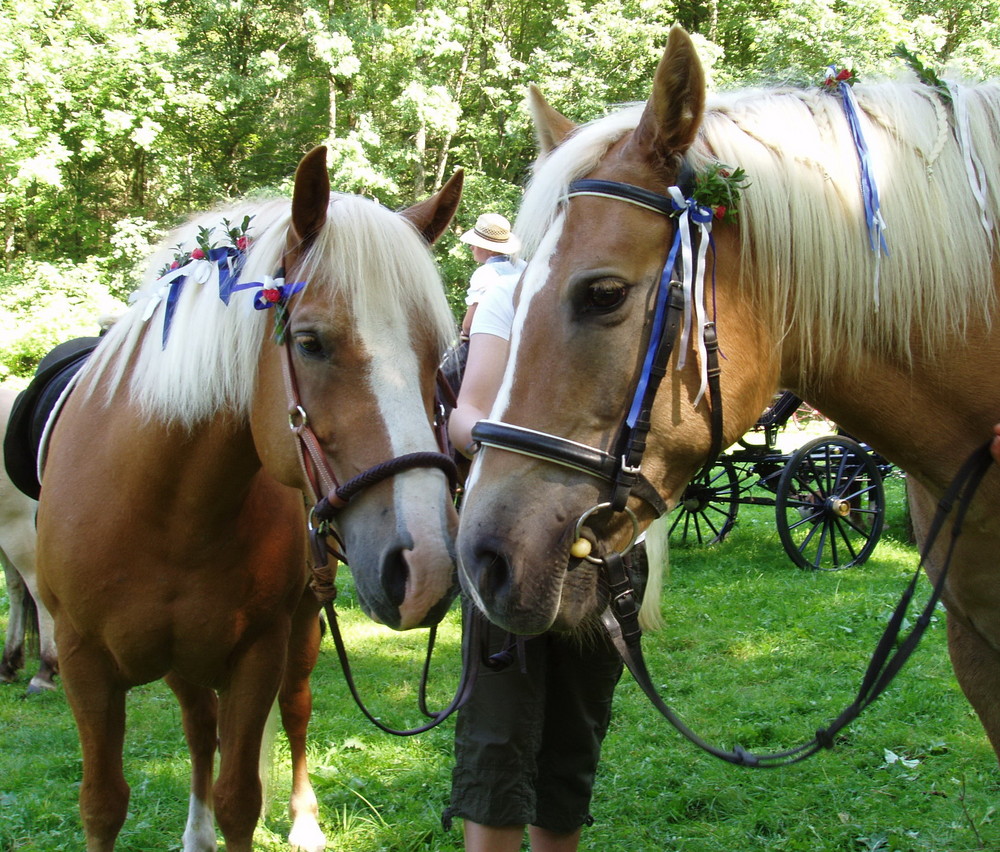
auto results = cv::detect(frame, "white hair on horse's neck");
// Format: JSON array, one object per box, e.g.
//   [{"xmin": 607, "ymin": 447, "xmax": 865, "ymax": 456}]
[
  {"xmin": 689, "ymin": 80, "xmax": 1000, "ymax": 374},
  {"xmin": 81, "ymin": 194, "xmax": 455, "ymax": 428},
  {"xmin": 517, "ymin": 81, "xmax": 1000, "ymax": 377}
]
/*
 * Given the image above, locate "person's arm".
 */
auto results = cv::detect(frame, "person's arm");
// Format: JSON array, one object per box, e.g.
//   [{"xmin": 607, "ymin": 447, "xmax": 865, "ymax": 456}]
[
  {"xmin": 460, "ymin": 302, "xmax": 478, "ymax": 338},
  {"xmin": 448, "ymin": 332, "xmax": 509, "ymax": 459}
]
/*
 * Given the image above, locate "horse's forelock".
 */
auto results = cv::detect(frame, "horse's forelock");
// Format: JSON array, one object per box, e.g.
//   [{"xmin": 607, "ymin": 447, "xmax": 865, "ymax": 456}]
[
  {"xmin": 516, "ymin": 106, "xmax": 645, "ymax": 260},
  {"xmin": 296, "ymin": 193, "xmax": 455, "ymax": 352}
]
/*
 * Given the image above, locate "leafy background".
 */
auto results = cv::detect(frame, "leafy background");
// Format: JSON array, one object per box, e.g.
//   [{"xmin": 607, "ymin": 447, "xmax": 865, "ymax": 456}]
[{"xmin": 3, "ymin": 0, "xmax": 1000, "ymax": 379}]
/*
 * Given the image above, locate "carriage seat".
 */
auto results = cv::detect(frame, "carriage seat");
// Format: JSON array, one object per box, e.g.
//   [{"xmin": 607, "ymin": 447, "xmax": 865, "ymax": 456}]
[{"xmin": 4, "ymin": 337, "xmax": 101, "ymax": 500}]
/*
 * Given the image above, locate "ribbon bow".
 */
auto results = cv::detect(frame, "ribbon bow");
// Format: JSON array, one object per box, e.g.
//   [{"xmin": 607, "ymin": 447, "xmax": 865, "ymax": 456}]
[{"xmin": 667, "ymin": 188, "xmax": 714, "ymax": 406}]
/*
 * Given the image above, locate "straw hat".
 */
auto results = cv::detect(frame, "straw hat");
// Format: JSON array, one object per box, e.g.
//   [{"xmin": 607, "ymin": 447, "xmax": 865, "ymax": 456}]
[{"xmin": 460, "ymin": 213, "xmax": 521, "ymax": 253}]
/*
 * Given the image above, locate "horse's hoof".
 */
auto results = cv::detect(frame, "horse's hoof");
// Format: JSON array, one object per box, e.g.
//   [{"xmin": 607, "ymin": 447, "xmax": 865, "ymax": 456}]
[
  {"xmin": 289, "ymin": 818, "xmax": 327, "ymax": 852},
  {"xmin": 26, "ymin": 678, "xmax": 58, "ymax": 694}
]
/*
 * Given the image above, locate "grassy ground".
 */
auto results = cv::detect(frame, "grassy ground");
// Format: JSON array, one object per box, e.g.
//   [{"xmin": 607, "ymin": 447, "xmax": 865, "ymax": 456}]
[{"xmin": 1, "ymin": 472, "xmax": 998, "ymax": 851}]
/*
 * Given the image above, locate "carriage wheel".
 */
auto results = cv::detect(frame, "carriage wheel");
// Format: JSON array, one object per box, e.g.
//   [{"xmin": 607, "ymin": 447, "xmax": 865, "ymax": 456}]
[
  {"xmin": 774, "ymin": 436, "xmax": 885, "ymax": 570},
  {"xmin": 668, "ymin": 457, "xmax": 741, "ymax": 546}
]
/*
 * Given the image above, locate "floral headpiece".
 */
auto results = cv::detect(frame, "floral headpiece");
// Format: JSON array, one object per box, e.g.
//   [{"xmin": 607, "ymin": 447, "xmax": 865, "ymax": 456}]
[
  {"xmin": 146, "ymin": 215, "xmax": 306, "ymax": 345},
  {"xmin": 688, "ymin": 163, "xmax": 748, "ymax": 225},
  {"xmin": 822, "ymin": 65, "xmax": 857, "ymax": 90}
]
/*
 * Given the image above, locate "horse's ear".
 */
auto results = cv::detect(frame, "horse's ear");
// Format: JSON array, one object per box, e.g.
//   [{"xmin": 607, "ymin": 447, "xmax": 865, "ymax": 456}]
[
  {"xmin": 291, "ymin": 146, "xmax": 331, "ymax": 245},
  {"xmin": 529, "ymin": 85, "xmax": 578, "ymax": 154},
  {"xmin": 628, "ymin": 26, "xmax": 705, "ymax": 162},
  {"xmin": 401, "ymin": 169, "xmax": 464, "ymax": 245}
]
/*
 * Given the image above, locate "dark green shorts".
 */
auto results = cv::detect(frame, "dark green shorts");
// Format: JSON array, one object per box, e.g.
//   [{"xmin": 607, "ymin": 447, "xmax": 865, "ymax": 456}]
[{"xmin": 446, "ymin": 606, "xmax": 623, "ymax": 833}]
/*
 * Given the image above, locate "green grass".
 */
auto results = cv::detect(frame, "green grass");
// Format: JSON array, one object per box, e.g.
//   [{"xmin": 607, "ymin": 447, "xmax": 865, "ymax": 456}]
[{"xmin": 1, "ymin": 473, "xmax": 998, "ymax": 850}]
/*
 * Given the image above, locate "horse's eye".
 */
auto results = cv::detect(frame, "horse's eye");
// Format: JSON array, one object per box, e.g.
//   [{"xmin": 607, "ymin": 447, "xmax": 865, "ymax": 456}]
[
  {"xmin": 294, "ymin": 332, "xmax": 324, "ymax": 357},
  {"xmin": 585, "ymin": 280, "xmax": 628, "ymax": 312}
]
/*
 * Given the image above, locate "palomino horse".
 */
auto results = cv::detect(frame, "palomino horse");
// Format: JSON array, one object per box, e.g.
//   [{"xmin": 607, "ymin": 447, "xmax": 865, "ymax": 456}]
[
  {"xmin": 457, "ymin": 26, "xmax": 1000, "ymax": 765},
  {"xmin": 36, "ymin": 146, "xmax": 463, "ymax": 851},
  {"xmin": 0, "ymin": 386, "xmax": 57, "ymax": 693}
]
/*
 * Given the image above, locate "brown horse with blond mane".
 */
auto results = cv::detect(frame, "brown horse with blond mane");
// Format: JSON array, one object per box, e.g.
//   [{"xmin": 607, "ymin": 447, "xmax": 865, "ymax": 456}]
[
  {"xmin": 457, "ymin": 25, "xmax": 1000, "ymax": 767},
  {"xmin": 36, "ymin": 146, "xmax": 462, "ymax": 851}
]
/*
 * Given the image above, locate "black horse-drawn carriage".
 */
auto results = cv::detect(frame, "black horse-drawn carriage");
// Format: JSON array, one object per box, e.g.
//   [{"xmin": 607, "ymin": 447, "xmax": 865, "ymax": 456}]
[{"xmin": 669, "ymin": 392, "xmax": 896, "ymax": 570}]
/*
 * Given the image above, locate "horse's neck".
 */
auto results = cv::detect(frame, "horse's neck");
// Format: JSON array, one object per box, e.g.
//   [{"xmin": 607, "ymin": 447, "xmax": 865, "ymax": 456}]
[
  {"xmin": 786, "ymin": 343, "xmax": 1000, "ymax": 495},
  {"xmin": 84, "ymin": 391, "xmax": 264, "ymax": 525}
]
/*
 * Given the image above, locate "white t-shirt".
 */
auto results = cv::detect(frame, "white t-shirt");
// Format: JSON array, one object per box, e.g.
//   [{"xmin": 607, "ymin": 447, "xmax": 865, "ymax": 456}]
[
  {"xmin": 465, "ymin": 256, "xmax": 526, "ymax": 307},
  {"xmin": 469, "ymin": 271, "xmax": 520, "ymax": 341}
]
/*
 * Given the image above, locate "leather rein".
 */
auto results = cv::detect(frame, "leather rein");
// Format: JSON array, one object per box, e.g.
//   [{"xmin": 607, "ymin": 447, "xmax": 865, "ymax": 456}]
[
  {"xmin": 276, "ymin": 290, "xmax": 476, "ymax": 736},
  {"xmin": 468, "ymin": 176, "xmax": 996, "ymax": 767}
]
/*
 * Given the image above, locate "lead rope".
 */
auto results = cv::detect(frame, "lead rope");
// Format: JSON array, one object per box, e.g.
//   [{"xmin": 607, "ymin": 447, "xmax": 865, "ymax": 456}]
[
  {"xmin": 603, "ymin": 440, "xmax": 994, "ymax": 766},
  {"xmin": 321, "ymin": 596, "xmax": 482, "ymax": 736}
]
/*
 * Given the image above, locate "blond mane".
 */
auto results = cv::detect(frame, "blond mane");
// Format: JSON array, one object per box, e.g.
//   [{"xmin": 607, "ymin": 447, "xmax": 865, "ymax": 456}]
[
  {"xmin": 517, "ymin": 81, "xmax": 1000, "ymax": 375},
  {"xmin": 81, "ymin": 194, "xmax": 456, "ymax": 428}
]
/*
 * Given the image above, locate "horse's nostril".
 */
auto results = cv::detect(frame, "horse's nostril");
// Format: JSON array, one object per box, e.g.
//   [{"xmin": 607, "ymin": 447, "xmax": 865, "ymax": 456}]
[
  {"xmin": 381, "ymin": 548, "xmax": 409, "ymax": 608},
  {"xmin": 475, "ymin": 547, "xmax": 512, "ymax": 606}
]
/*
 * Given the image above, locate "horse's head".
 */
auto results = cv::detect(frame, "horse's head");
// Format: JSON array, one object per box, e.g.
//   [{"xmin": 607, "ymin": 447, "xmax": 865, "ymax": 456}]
[
  {"xmin": 457, "ymin": 27, "xmax": 778, "ymax": 634},
  {"xmin": 253, "ymin": 147, "xmax": 463, "ymax": 630}
]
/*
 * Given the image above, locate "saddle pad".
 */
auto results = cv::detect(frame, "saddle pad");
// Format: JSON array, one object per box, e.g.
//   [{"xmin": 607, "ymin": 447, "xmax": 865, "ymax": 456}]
[{"xmin": 4, "ymin": 337, "xmax": 101, "ymax": 500}]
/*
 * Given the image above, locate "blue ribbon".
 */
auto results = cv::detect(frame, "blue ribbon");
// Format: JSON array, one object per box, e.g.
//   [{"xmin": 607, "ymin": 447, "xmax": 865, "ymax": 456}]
[
  {"xmin": 214, "ymin": 246, "xmax": 248, "ymax": 305},
  {"xmin": 831, "ymin": 68, "xmax": 889, "ymax": 257},
  {"xmin": 625, "ymin": 229, "xmax": 683, "ymax": 431},
  {"xmin": 162, "ymin": 276, "xmax": 186, "ymax": 348}
]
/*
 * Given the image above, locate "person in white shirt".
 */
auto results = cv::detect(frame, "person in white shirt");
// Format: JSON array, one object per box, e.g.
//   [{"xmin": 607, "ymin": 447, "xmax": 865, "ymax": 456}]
[{"xmin": 458, "ymin": 213, "xmax": 526, "ymax": 340}]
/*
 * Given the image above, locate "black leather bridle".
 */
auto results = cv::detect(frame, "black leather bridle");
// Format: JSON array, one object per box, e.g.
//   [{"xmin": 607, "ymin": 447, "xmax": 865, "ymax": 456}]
[
  {"xmin": 472, "ymin": 176, "xmax": 725, "ymax": 552},
  {"xmin": 466, "ymin": 175, "xmax": 996, "ymax": 768}
]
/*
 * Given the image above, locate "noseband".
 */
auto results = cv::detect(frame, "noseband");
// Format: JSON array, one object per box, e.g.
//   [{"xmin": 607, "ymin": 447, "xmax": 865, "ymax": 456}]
[{"xmin": 471, "ymin": 176, "xmax": 724, "ymax": 558}]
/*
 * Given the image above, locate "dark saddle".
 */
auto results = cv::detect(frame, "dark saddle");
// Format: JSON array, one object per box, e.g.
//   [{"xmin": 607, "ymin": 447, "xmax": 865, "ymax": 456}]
[{"xmin": 4, "ymin": 337, "xmax": 101, "ymax": 500}]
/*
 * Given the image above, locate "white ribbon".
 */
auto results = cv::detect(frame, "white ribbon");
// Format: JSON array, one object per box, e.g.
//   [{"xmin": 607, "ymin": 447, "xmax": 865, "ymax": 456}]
[
  {"xmin": 140, "ymin": 258, "xmax": 218, "ymax": 323},
  {"xmin": 667, "ymin": 187, "xmax": 714, "ymax": 407},
  {"xmin": 946, "ymin": 80, "xmax": 993, "ymax": 241}
]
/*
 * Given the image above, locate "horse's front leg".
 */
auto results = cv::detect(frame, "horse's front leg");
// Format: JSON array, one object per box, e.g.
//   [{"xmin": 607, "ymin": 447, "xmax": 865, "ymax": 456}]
[
  {"xmin": 213, "ymin": 634, "xmax": 288, "ymax": 852},
  {"xmin": 280, "ymin": 590, "xmax": 326, "ymax": 852},
  {"xmin": 166, "ymin": 673, "xmax": 220, "ymax": 852},
  {"xmin": 56, "ymin": 623, "xmax": 130, "ymax": 851}
]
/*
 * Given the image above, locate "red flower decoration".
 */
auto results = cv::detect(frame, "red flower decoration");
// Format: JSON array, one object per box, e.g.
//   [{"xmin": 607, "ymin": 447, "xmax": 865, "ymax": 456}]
[
  {"xmin": 714, "ymin": 205, "xmax": 727, "ymax": 220},
  {"xmin": 236, "ymin": 236, "xmax": 249, "ymax": 251},
  {"xmin": 170, "ymin": 260, "xmax": 180, "ymax": 270},
  {"xmin": 191, "ymin": 248, "xmax": 206, "ymax": 260},
  {"xmin": 262, "ymin": 288, "xmax": 281, "ymax": 303},
  {"xmin": 836, "ymin": 67, "xmax": 852, "ymax": 81}
]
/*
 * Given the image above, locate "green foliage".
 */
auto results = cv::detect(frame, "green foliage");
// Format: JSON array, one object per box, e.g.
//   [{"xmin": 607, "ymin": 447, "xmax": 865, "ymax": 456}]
[
  {"xmin": 4, "ymin": 0, "xmax": 1000, "ymax": 357},
  {"xmin": 0, "ymin": 259, "xmax": 127, "ymax": 380}
]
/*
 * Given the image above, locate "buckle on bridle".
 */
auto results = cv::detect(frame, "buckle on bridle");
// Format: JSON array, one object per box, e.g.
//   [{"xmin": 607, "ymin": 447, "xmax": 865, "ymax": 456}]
[{"xmin": 289, "ymin": 404, "xmax": 308, "ymax": 431}]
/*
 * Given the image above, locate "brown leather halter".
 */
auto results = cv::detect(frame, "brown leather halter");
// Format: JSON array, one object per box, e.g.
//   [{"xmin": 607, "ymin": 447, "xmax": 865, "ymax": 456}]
[
  {"xmin": 275, "ymin": 316, "xmax": 458, "ymax": 568},
  {"xmin": 273, "ymin": 287, "xmax": 480, "ymax": 736}
]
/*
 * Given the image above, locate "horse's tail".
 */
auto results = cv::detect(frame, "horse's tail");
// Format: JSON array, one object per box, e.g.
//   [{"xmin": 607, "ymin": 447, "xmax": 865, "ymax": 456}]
[
  {"xmin": 257, "ymin": 699, "xmax": 281, "ymax": 815},
  {"xmin": 21, "ymin": 587, "xmax": 40, "ymax": 659}
]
